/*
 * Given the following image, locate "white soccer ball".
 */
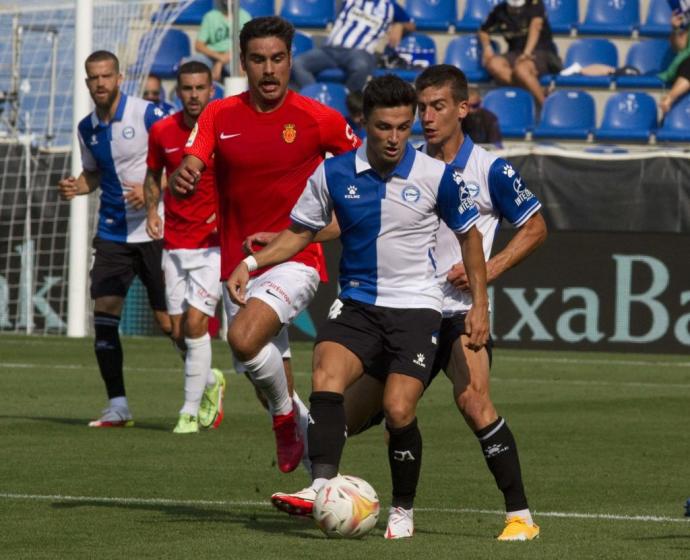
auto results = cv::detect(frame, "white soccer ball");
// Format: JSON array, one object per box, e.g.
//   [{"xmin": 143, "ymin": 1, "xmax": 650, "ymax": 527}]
[{"xmin": 313, "ymin": 475, "xmax": 380, "ymax": 538}]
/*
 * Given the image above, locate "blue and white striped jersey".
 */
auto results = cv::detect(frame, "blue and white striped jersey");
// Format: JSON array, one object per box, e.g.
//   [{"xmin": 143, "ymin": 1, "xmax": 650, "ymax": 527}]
[
  {"xmin": 326, "ymin": 0, "xmax": 411, "ymax": 54},
  {"xmin": 421, "ymin": 138, "xmax": 542, "ymax": 315},
  {"xmin": 77, "ymin": 94, "xmax": 165, "ymax": 243},
  {"xmin": 290, "ymin": 142, "xmax": 479, "ymax": 312}
]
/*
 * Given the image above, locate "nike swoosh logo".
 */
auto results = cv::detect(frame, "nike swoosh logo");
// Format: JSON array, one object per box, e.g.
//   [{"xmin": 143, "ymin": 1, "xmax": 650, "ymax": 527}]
[
  {"xmin": 164, "ymin": 147, "xmax": 180, "ymax": 153},
  {"xmin": 220, "ymin": 132, "xmax": 241, "ymax": 140},
  {"xmin": 265, "ymin": 288, "xmax": 283, "ymax": 301}
]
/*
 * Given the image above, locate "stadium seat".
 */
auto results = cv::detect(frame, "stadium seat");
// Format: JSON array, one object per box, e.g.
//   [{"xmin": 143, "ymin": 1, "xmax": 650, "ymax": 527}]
[
  {"xmin": 656, "ymin": 94, "xmax": 690, "ymax": 142},
  {"xmin": 482, "ymin": 87, "xmax": 535, "ymax": 138},
  {"xmin": 280, "ymin": 0, "xmax": 335, "ymax": 28},
  {"xmin": 543, "ymin": 0, "xmax": 579, "ymax": 34},
  {"xmin": 578, "ymin": 0, "xmax": 640, "ymax": 35},
  {"xmin": 292, "ymin": 30, "xmax": 314, "ymax": 58},
  {"xmin": 300, "ymin": 82, "xmax": 348, "ymax": 116},
  {"xmin": 171, "ymin": 0, "xmax": 212, "ymax": 25},
  {"xmin": 147, "ymin": 29, "xmax": 191, "ymax": 79},
  {"xmin": 616, "ymin": 39, "xmax": 673, "ymax": 88},
  {"xmin": 594, "ymin": 92, "xmax": 658, "ymax": 142},
  {"xmin": 405, "ymin": 0, "xmax": 456, "ymax": 31},
  {"xmin": 533, "ymin": 90, "xmax": 595, "ymax": 140},
  {"xmin": 455, "ymin": 0, "xmax": 502, "ymax": 32},
  {"xmin": 241, "ymin": 0, "xmax": 275, "ymax": 17},
  {"xmin": 550, "ymin": 39, "xmax": 618, "ymax": 88},
  {"xmin": 444, "ymin": 35, "xmax": 497, "ymax": 83},
  {"xmin": 639, "ymin": 0, "xmax": 673, "ymax": 37},
  {"xmin": 373, "ymin": 32, "xmax": 436, "ymax": 82}
]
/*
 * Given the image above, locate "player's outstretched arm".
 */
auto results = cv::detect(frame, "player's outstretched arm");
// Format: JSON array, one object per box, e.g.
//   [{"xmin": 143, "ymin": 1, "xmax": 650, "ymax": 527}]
[
  {"xmin": 227, "ymin": 224, "xmax": 317, "ymax": 305},
  {"xmin": 456, "ymin": 226, "xmax": 489, "ymax": 351},
  {"xmin": 144, "ymin": 168, "xmax": 164, "ymax": 240},
  {"xmin": 169, "ymin": 155, "xmax": 205, "ymax": 198},
  {"xmin": 57, "ymin": 170, "xmax": 99, "ymax": 200}
]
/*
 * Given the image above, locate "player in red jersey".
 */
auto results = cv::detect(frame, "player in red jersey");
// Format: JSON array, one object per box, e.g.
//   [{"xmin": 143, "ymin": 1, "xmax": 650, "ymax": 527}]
[
  {"xmin": 144, "ymin": 61, "xmax": 226, "ymax": 435},
  {"xmin": 170, "ymin": 16, "xmax": 361, "ymax": 473}
]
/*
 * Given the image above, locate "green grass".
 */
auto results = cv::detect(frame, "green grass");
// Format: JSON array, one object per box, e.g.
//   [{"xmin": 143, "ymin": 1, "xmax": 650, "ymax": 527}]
[{"xmin": 1, "ymin": 334, "xmax": 690, "ymax": 559}]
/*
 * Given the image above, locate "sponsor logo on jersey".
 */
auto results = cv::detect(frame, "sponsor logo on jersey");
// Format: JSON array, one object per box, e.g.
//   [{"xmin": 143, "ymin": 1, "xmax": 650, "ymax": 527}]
[
  {"xmin": 185, "ymin": 123, "xmax": 198, "ymax": 147},
  {"xmin": 512, "ymin": 175, "xmax": 535, "ymax": 206},
  {"xmin": 401, "ymin": 185, "xmax": 420, "ymax": 203},
  {"xmin": 220, "ymin": 132, "xmax": 241, "ymax": 140},
  {"xmin": 122, "ymin": 126, "xmax": 135, "ymax": 139},
  {"xmin": 282, "ymin": 123, "xmax": 297, "ymax": 144},
  {"xmin": 345, "ymin": 185, "xmax": 360, "ymax": 199}
]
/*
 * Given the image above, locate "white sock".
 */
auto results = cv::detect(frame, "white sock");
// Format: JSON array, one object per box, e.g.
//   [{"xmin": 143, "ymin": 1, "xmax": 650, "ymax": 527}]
[
  {"xmin": 109, "ymin": 396, "xmax": 128, "ymax": 409},
  {"xmin": 205, "ymin": 367, "xmax": 217, "ymax": 388},
  {"xmin": 293, "ymin": 390, "xmax": 311, "ymax": 472},
  {"xmin": 181, "ymin": 334, "xmax": 212, "ymax": 416},
  {"xmin": 241, "ymin": 343, "xmax": 292, "ymax": 416},
  {"xmin": 507, "ymin": 508, "xmax": 533, "ymax": 525}
]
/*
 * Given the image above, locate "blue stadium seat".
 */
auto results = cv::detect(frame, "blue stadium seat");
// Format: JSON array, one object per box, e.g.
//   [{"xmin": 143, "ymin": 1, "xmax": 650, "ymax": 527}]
[
  {"xmin": 639, "ymin": 0, "xmax": 673, "ymax": 37},
  {"xmin": 241, "ymin": 0, "xmax": 275, "ymax": 17},
  {"xmin": 405, "ymin": 0, "xmax": 456, "ymax": 31},
  {"xmin": 444, "ymin": 35, "xmax": 497, "ymax": 83},
  {"xmin": 455, "ymin": 0, "xmax": 502, "ymax": 32},
  {"xmin": 147, "ymin": 29, "xmax": 191, "ymax": 79},
  {"xmin": 616, "ymin": 39, "xmax": 672, "ymax": 88},
  {"xmin": 656, "ymin": 94, "xmax": 690, "ymax": 142},
  {"xmin": 300, "ymin": 82, "xmax": 348, "ymax": 116},
  {"xmin": 171, "ymin": 0, "xmax": 212, "ymax": 25},
  {"xmin": 280, "ymin": 0, "xmax": 335, "ymax": 28},
  {"xmin": 482, "ymin": 87, "xmax": 535, "ymax": 138},
  {"xmin": 533, "ymin": 90, "xmax": 595, "ymax": 139},
  {"xmin": 543, "ymin": 0, "xmax": 579, "ymax": 34},
  {"xmin": 594, "ymin": 92, "xmax": 658, "ymax": 142},
  {"xmin": 292, "ymin": 30, "xmax": 314, "ymax": 58},
  {"xmin": 373, "ymin": 32, "xmax": 436, "ymax": 82},
  {"xmin": 551, "ymin": 39, "xmax": 618, "ymax": 88},
  {"xmin": 578, "ymin": 0, "xmax": 640, "ymax": 35}
]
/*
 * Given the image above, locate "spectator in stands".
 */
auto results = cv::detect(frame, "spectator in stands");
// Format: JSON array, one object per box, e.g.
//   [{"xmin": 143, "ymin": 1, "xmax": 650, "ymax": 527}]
[
  {"xmin": 462, "ymin": 86, "xmax": 502, "ymax": 147},
  {"xmin": 659, "ymin": 12, "xmax": 690, "ymax": 114},
  {"xmin": 194, "ymin": 0, "xmax": 252, "ymax": 81},
  {"xmin": 142, "ymin": 74, "xmax": 176, "ymax": 115},
  {"xmin": 291, "ymin": 0, "xmax": 415, "ymax": 93},
  {"xmin": 478, "ymin": 0, "xmax": 561, "ymax": 107},
  {"xmin": 345, "ymin": 90, "xmax": 366, "ymax": 138}
]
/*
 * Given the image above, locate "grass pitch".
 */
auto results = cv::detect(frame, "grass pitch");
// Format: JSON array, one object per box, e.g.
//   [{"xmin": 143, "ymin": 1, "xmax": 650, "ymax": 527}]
[{"xmin": 1, "ymin": 333, "xmax": 689, "ymax": 559}]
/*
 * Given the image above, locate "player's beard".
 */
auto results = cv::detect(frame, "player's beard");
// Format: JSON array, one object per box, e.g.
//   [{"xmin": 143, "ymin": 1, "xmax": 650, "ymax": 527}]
[{"xmin": 94, "ymin": 87, "xmax": 119, "ymax": 113}]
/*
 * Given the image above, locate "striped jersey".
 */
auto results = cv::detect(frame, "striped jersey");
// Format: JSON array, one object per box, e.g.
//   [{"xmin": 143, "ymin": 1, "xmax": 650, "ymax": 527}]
[
  {"xmin": 77, "ymin": 94, "xmax": 166, "ymax": 243},
  {"xmin": 326, "ymin": 0, "xmax": 411, "ymax": 54},
  {"xmin": 421, "ymin": 137, "xmax": 542, "ymax": 315},
  {"xmin": 290, "ymin": 142, "xmax": 480, "ymax": 312}
]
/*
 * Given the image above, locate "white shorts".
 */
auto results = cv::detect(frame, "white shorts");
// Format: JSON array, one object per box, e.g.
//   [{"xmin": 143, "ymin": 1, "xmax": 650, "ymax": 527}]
[
  {"xmin": 163, "ymin": 247, "xmax": 222, "ymax": 317},
  {"xmin": 223, "ymin": 261, "xmax": 320, "ymax": 372}
]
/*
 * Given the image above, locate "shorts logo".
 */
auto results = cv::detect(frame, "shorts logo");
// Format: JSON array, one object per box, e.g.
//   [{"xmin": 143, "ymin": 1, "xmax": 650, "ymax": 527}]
[
  {"xmin": 413, "ymin": 353, "xmax": 426, "ymax": 367},
  {"xmin": 122, "ymin": 126, "xmax": 135, "ymax": 139},
  {"xmin": 262, "ymin": 281, "xmax": 291, "ymax": 304},
  {"xmin": 328, "ymin": 299, "xmax": 343, "ymax": 319},
  {"xmin": 401, "ymin": 185, "xmax": 420, "ymax": 203},
  {"xmin": 345, "ymin": 185, "xmax": 360, "ymax": 199},
  {"xmin": 282, "ymin": 123, "xmax": 297, "ymax": 144}
]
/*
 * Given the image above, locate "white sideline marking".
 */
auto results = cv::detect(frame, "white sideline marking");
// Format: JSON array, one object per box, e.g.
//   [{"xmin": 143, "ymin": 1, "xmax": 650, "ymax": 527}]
[
  {"xmin": 498, "ymin": 356, "xmax": 690, "ymax": 369},
  {"xmin": 0, "ymin": 492, "xmax": 688, "ymax": 524}
]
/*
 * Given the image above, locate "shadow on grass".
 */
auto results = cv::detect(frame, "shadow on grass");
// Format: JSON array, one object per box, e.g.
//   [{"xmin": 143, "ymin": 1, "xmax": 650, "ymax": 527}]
[{"xmin": 0, "ymin": 415, "xmax": 170, "ymax": 432}]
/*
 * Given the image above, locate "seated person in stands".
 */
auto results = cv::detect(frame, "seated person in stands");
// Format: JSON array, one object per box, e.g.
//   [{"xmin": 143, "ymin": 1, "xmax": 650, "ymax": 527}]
[
  {"xmin": 291, "ymin": 0, "xmax": 415, "ymax": 93},
  {"xmin": 194, "ymin": 0, "xmax": 252, "ymax": 81},
  {"xmin": 659, "ymin": 11, "xmax": 690, "ymax": 113},
  {"xmin": 142, "ymin": 74, "xmax": 176, "ymax": 115},
  {"xmin": 462, "ymin": 86, "xmax": 502, "ymax": 147},
  {"xmin": 478, "ymin": 0, "xmax": 561, "ymax": 108}
]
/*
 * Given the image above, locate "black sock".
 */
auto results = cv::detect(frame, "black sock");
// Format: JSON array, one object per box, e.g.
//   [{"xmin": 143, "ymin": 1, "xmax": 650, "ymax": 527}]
[
  {"xmin": 388, "ymin": 418, "xmax": 422, "ymax": 510},
  {"xmin": 94, "ymin": 312, "xmax": 124, "ymax": 400},
  {"xmin": 476, "ymin": 417, "xmax": 528, "ymax": 512},
  {"xmin": 308, "ymin": 391, "xmax": 346, "ymax": 481}
]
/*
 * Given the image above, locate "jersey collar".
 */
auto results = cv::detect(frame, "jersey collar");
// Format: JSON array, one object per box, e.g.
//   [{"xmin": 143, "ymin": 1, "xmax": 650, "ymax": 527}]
[
  {"xmin": 452, "ymin": 135, "xmax": 475, "ymax": 170},
  {"xmin": 90, "ymin": 92, "xmax": 127, "ymax": 128},
  {"xmin": 355, "ymin": 141, "xmax": 416, "ymax": 179}
]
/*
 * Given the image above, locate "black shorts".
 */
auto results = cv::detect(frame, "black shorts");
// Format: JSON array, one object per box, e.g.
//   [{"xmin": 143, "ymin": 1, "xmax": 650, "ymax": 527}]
[
  {"xmin": 506, "ymin": 49, "xmax": 562, "ymax": 76},
  {"xmin": 316, "ymin": 299, "xmax": 441, "ymax": 385},
  {"xmin": 430, "ymin": 312, "xmax": 494, "ymax": 381},
  {"xmin": 90, "ymin": 236, "xmax": 167, "ymax": 311}
]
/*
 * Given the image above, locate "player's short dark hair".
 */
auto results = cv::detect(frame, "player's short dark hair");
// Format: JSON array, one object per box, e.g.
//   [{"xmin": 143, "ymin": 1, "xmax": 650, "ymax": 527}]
[
  {"xmin": 239, "ymin": 16, "xmax": 294, "ymax": 57},
  {"xmin": 176, "ymin": 61, "xmax": 213, "ymax": 84},
  {"xmin": 362, "ymin": 74, "xmax": 417, "ymax": 119},
  {"xmin": 85, "ymin": 50, "xmax": 119, "ymax": 73},
  {"xmin": 415, "ymin": 64, "xmax": 469, "ymax": 103}
]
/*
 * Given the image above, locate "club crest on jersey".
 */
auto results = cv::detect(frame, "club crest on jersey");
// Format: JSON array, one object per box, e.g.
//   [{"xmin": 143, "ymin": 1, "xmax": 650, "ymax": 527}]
[
  {"xmin": 466, "ymin": 182, "xmax": 480, "ymax": 197},
  {"xmin": 282, "ymin": 123, "xmax": 297, "ymax": 144},
  {"xmin": 401, "ymin": 185, "xmax": 420, "ymax": 203},
  {"xmin": 122, "ymin": 126, "xmax": 135, "ymax": 139},
  {"xmin": 458, "ymin": 182, "xmax": 475, "ymax": 214}
]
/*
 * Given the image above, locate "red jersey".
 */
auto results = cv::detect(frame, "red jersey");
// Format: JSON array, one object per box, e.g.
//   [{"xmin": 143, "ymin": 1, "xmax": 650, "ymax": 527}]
[
  {"xmin": 147, "ymin": 112, "xmax": 219, "ymax": 250},
  {"xmin": 184, "ymin": 90, "xmax": 361, "ymax": 280}
]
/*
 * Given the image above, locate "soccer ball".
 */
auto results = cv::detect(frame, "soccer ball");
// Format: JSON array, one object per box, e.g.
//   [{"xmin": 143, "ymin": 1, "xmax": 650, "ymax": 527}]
[{"xmin": 313, "ymin": 475, "xmax": 380, "ymax": 538}]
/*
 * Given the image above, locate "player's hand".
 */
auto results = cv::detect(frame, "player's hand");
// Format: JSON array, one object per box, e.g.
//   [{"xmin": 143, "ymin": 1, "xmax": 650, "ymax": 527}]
[
  {"xmin": 227, "ymin": 263, "xmax": 250, "ymax": 305},
  {"xmin": 242, "ymin": 231, "xmax": 279, "ymax": 255},
  {"xmin": 447, "ymin": 262, "xmax": 469, "ymax": 290},
  {"xmin": 123, "ymin": 181, "xmax": 145, "ymax": 209},
  {"xmin": 58, "ymin": 176, "xmax": 79, "ymax": 200},
  {"xmin": 146, "ymin": 212, "xmax": 163, "ymax": 240},
  {"xmin": 170, "ymin": 164, "xmax": 200, "ymax": 198},
  {"xmin": 464, "ymin": 302, "xmax": 489, "ymax": 352}
]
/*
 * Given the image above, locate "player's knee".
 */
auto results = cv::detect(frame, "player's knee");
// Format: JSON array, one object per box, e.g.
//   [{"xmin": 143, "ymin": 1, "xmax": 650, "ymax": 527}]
[
  {"xmin": 456, "ymin": 386, "xmax": 496, "ymax": 428},
  {"xmin": 312, "ymin": 366, "xmax": 341, "ymax": 392},
  {"xmin": 183, "ymin": 317, "xmax": 207, "ymax": 339},
  {"xmin": 383, "ymin": 401, "xmax": 415, "ymax": 429},
  {"xmin": 226, "ymin": 326, "xmax": 258, "ymax": 361}
]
